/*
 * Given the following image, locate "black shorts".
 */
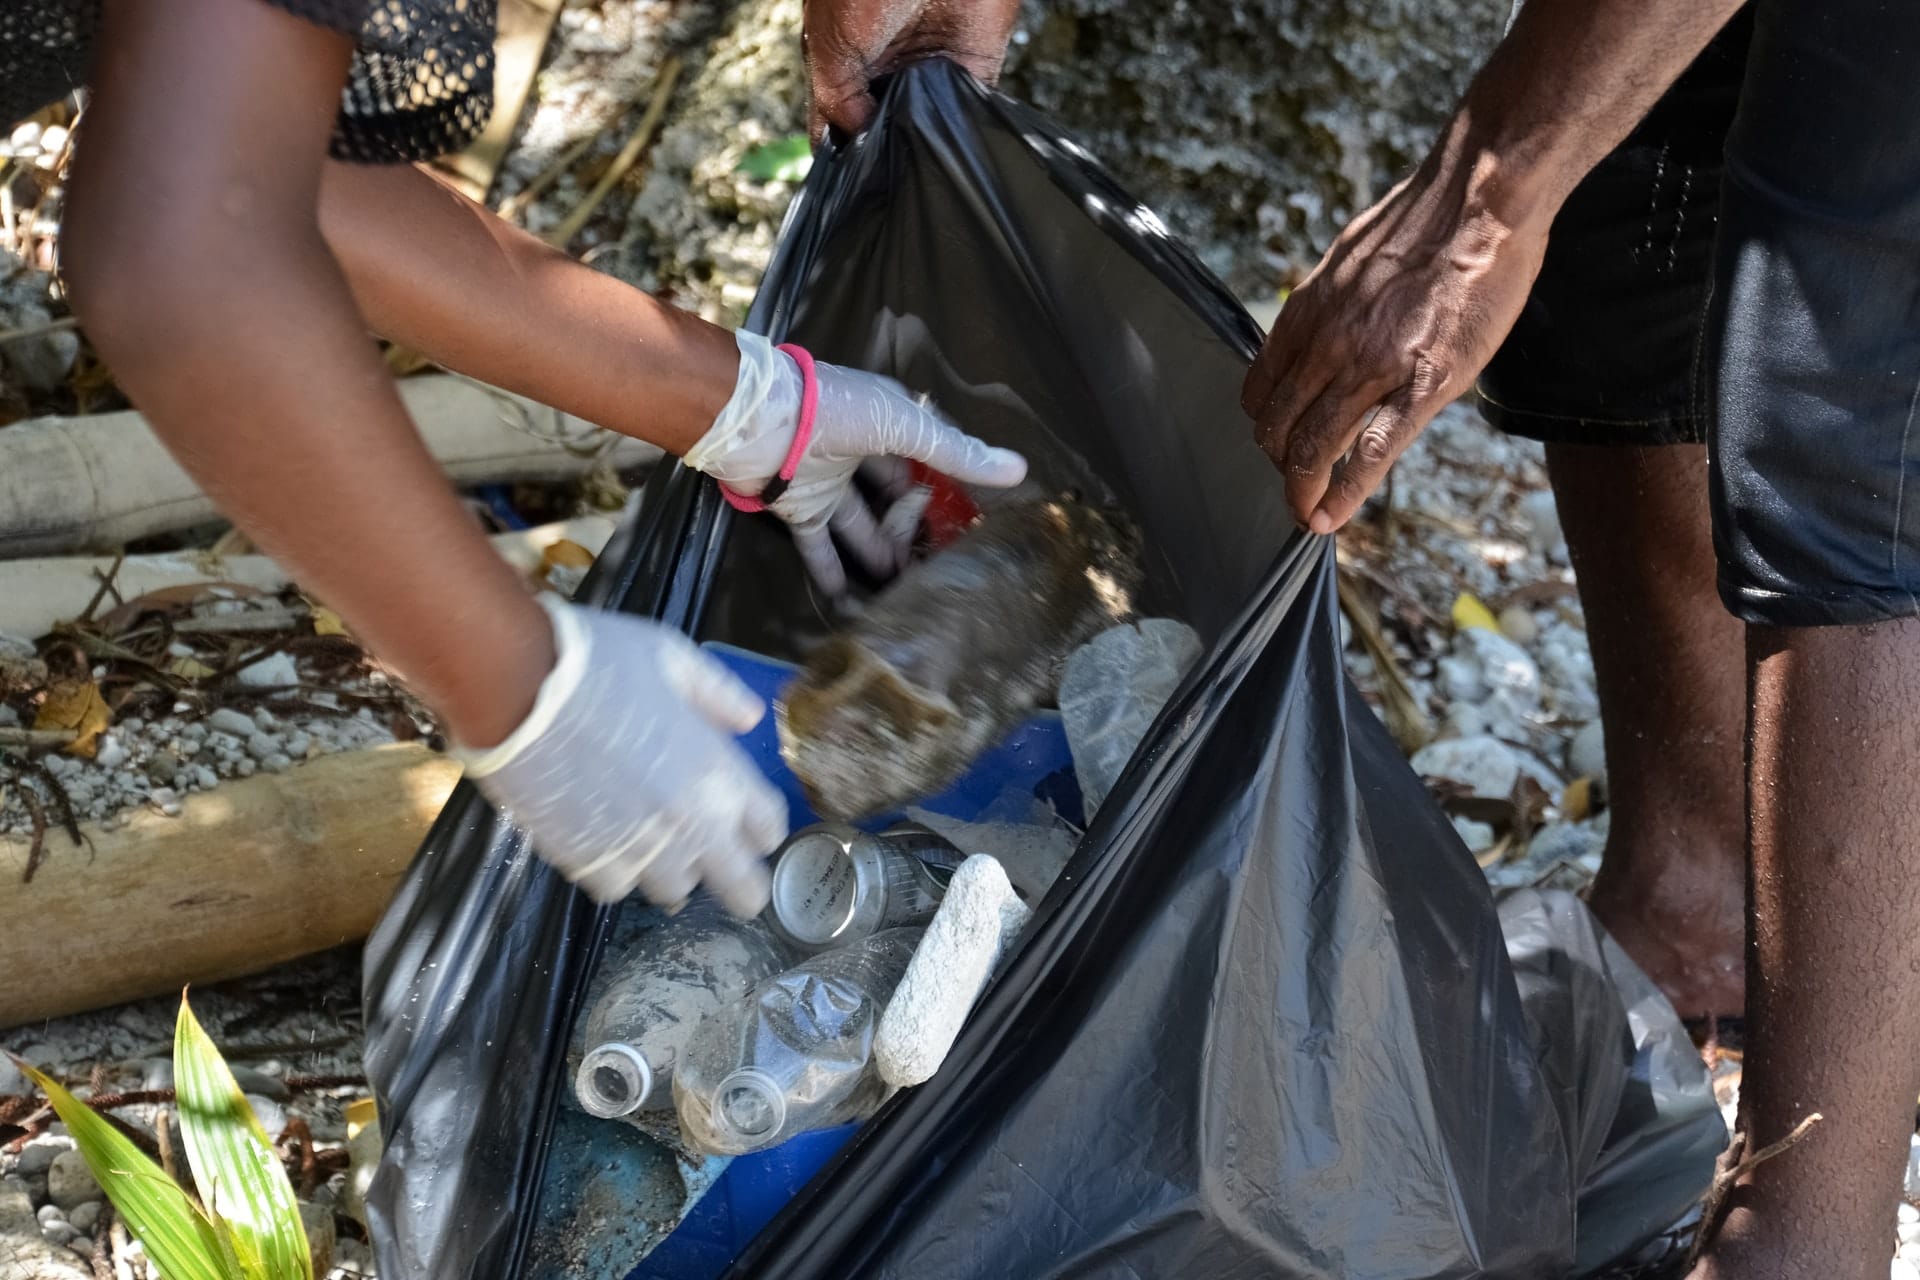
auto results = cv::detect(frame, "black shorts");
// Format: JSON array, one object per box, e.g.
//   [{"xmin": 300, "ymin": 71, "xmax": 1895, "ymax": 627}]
[{"xmin": 1477, "ymin": 0, "xmax": 1920, "ymax": 627}]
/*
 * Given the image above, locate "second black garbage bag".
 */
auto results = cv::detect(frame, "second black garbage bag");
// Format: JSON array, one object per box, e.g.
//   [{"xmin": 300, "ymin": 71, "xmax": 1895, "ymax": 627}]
[{"xmin": 361, "ymin": 59, "xmax": 1721, "ymax": 1280}]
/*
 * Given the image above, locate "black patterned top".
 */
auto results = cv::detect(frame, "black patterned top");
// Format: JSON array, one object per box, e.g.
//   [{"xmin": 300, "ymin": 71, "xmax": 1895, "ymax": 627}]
[{"xmin": 1, "ymin": 0, "xmax": 497, "ymax": 164}]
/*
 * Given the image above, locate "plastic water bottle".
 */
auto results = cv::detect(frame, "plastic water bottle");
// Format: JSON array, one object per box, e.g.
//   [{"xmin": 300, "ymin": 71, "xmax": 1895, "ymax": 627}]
[
  {"xmin": 572, "ymin": 900, "xmax": 796, "ymax": 1121},
  {"xmin": 765, "ymin": 822, "xmax": 960, "ymax": 953},
  {"xmin": 674, "ymin": 927, "xmax": 923, "ymax": 1155}
]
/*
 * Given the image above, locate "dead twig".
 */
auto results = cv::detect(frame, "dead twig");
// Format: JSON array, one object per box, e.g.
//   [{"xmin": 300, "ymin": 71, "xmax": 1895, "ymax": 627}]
[
  {"xmin": 285, "ymin": 1072, "xmax": 367, "ymax": 1093},
  {"xmin": 79, "ymin": 552, "xmax": 126, "ymax": 625},
  {"xmin": 1335, "ymin": 568, "xmax": 1433, "ymax": 752},
  {"xmin": 545, "ymin": 58, "xmax": 682, "ymax": 249},
  {"xmin": 89, "ymin": 1203, "xmax": 114, "ymax": 1280},
  {"xmin": 154, "ymin": 1105, "xmax": 178, "ymax": 1184},
  {"xmin": 497, "ymin": 130, "xmax": 602, "ymax": 221},
  {"xmin": 1686, "ymin": 1113, "xmax": 1825, "ymax": 1271},
  {"xmin": 172, "ymin": 604, "xmax": 312, "ymax": 635},
  {"xmin": 0, "ymin": 727, "xmax": 78, "ymax": 749},
  {"xmin": 76, "ymin": 1088, "xmax": 175, "ymax": 1112},
  {"xmin": 0, "ymin": 314, "xmax": 79, "ymax": 346}
]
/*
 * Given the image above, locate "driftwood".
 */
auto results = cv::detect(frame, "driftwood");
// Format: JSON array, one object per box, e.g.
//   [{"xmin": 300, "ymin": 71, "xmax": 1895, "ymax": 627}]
[
  {"xmin": 0, "ymin": 743, "xmax": 464, "ymax": 1028},
  {"xmin": 0, "ymin": 375, "xmax": 657, "ymax": 556},
  {"xmin": 0, "ymin": 515, "xmax": 617, "ymax": 639}
]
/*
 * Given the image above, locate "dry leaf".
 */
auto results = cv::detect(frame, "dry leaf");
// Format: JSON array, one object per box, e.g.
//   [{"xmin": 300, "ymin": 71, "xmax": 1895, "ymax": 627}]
[
  {"xmin": 35, "ymin": 678, "xmax": 110, "ymax": 757},
  {"xmin": 1450, "ymin": 592, "xmax": 1500, "ymax": 634},
  {"xmin": 1562, "ymin": 776, "xmax": 1593, "ymax": 822},
  {"xmin": 311, "ymin": 606, "xmax": 350, "ymax": 638},
  {"xmin": 542, "ymin": 539, "xmax": 596, "ymax": 572},
  {"xmin": 167, "ymin": 655, "xmax": 218, "ymax": 681}
]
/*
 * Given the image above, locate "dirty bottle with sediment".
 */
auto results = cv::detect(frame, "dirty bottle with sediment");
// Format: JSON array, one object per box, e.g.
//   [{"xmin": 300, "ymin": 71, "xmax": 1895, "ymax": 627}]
[
  {"xmin": 673, "ymin": 927, "xmax": 923, "ymax": 1155},
  {"xmin": 572, "ymin": 898, "xmax": 795, "ymax": 1122},
  {"xmin": 765, "ymin": 822, "xmax": 960, "ymax": 953}
]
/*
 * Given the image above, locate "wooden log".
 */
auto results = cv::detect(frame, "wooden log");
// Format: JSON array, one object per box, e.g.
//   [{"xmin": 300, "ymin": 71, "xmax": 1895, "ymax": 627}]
[
  {"xmin": 0, "ymin": 374, "xmax": 658, "ymax": 556},
  {"xmin": 0, "ymin": 514, "xmax": 618, "ymax": 639},
  {"xmin": 0, "ymin": 743, "xmax": 464, "ymax": 1029}
]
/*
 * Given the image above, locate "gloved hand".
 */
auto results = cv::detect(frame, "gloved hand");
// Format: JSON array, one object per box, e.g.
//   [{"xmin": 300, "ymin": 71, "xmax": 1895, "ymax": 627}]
[
  {"xmin": 455, "ymin": 595, "xmax": 788, "ymax": 915},
  {"xmin": 685, "ymin": 331, "xmax": 1028, "ymax": 596}
]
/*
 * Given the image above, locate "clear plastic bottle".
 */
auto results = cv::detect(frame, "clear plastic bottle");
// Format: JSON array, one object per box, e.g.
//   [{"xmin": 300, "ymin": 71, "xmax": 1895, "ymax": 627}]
[
  {"xmin": 571, "ymin": 899, "xmax": 795, "ymax": 1122},
  {"xmin": 674, "ymin": 927, "xmax": 924, "ymax": 1155},
  {"xmin": 766, "ymin": 822, "xmax": 960, "ymax": 953}
]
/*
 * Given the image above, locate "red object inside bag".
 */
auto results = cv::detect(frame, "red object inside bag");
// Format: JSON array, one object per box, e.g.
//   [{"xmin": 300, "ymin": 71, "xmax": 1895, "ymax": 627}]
[{"xmin": 908, "ymin": 461, "xmax": 983, "ymax": 549}]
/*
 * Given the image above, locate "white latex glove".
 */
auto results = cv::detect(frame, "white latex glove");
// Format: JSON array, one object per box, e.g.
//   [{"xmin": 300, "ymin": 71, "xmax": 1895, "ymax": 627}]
[
  {"xmin": 454, "ymin": 596, "xmax": 788, "ymax": 915},
  {"xmin": 685, "ymin": 331, "xmax": 1028, "ymax": 595}
]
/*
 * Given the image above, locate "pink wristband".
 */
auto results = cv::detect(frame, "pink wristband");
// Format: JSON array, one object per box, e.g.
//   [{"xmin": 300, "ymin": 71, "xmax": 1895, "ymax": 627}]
[{"xmin": 719, "ymin": 344, "xmax": 818, "ymax": 514}]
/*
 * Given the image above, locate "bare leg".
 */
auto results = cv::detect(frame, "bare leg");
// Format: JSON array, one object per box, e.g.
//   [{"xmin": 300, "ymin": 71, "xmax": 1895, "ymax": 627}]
[
  {"xmin": 1546, "ymin": 442, "xmax": 1746, "ymax": 1018},
  {"xmin": 1690, "ymin": 620, "xmax": 1920, "ymax": 1279}
]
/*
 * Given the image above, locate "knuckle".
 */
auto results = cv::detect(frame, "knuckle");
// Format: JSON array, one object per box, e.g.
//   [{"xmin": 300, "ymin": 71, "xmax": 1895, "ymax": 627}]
[{"xmin": 1351, "ymin": 425, "xmax": 1396, "ymax": 470}]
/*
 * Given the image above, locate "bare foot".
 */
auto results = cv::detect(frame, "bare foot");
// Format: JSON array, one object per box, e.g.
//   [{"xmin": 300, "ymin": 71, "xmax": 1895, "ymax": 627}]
[{"xmin": 1586, "ymin": 848, "xmax": 1744, "ymax": 1021}]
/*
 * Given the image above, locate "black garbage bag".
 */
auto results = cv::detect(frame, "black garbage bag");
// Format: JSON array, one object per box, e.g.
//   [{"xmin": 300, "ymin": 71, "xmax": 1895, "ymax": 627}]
[{"xmin": 361, "ymin": 59, "xmax": 1722, "ymax": 1280}]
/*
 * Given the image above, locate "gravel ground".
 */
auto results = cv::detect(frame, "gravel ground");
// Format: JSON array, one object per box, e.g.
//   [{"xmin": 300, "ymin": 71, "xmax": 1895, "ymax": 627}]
[{"xmin": 6, "ymin": 1, "xmax": 1911, "ymax": 1275}]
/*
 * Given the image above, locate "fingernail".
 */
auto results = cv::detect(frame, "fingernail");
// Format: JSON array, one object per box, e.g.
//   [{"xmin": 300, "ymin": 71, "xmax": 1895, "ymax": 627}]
[{"xmin": 1309, "ymin": 511, "xmax": 1334, "ymax": 535}]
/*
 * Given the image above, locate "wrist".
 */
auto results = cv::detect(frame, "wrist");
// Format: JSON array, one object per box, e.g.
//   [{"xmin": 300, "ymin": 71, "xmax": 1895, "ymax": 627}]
[
  {"xmin": 436, "ymin": 587, "xmax": 560, "ymax": 752},
  {"xmin": 1420, "ymin": 107, "xmax": 1569, "ymax": 242}
]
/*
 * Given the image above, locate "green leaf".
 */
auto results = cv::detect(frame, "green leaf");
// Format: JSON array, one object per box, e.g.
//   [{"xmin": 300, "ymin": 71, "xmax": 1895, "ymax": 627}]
[
  {"xmin": 14, "ymin": 1058, "xmax": 233, "ymax": 1280},
  {"xmin": 737, "ymin": 134, "xmax": 813, "ymax": 183},
  {"xmin": 174, "ymin": 994, "xmax": 313, "ymax": 1280}
]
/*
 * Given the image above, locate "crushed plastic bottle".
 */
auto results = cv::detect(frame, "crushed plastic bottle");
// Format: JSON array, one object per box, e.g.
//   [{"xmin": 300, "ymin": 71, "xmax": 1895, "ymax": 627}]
[
  {"xmin": 1058, "ymin": 618, "xmax": 1203, "ymax": 820},
  {"xmin": 674, "ymin": 927, "xmax": 923, "ymax": 1155},
  {"xmin": 572, "ymin": 899, "xmax": 796, "ymax": 1122},
  {"xmin": 765, "ymin": 823, "xmax": 959, "ymax": 953}
]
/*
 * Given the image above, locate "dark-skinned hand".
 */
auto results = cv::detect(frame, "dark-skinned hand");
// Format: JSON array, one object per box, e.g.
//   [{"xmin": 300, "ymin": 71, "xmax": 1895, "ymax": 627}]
[
  {"xmin": 1242, "ymin": 166, "xmax": 1550, "ymax": 534},
  {"xmin": 803, "ymin": 0, "xmax": 1022, "ymax": 140}
]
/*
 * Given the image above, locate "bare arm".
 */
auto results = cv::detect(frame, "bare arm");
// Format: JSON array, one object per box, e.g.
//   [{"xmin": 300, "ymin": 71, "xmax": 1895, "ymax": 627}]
[
  {"xmin": 65, "ymin": 0, "xmax": 553, "ymax": 748},
  {"xmin": 317, "ymin": 162, "xmax": 737, "ymax": 458},
  {"xmin": 1243, "ymin": 0, "xmax": 1747, "ymax": 532}
]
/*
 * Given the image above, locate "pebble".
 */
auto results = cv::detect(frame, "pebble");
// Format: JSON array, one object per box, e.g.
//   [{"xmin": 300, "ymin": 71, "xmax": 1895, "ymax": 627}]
[
  {"xmin": 1497, "ymin": 604, "xmax": 1539, "ymax": 645},
  {"xmin": 237, "ymin": 651, "xmax": 300, "ymax": 691},
  {"xmin": 36, "ymin": 1203, "xmax": 65, "ymax": 1229},
  {"xmin": 66, "ymin": 1201, "xmax": 101, "ymax": 1234},
  {"xmin": 91, "ymin": 734, "xmax": 127, "ymax": 771},
  {"xmin": 246, "ymin": 731, "xmax": 281, "ymax": 762},
  {"xmin": 0, "ymin": 1054, "xmax": 24, "ymax": 1097},
  {"xmin": 300, "ymin": 1200, "xmax": 337, "ymax": 1275},
  {"xmin": 1516, "ymin": 488, "xmax": 1563, "ymax": 556},
  {"xmin": 284, "ymin": 731, "xmax": 312, "ymax": 758},
  {"xmin": 46, "ymin": 1149, "xmax": 103, "ymax": 1210},
  {"xmin": 1528, "ymin": 821, "xmax": 1605, "ymax": 871},
  {"xmin": 1450, "ymin": 815, "xmax": 1496, "ymax": 853},
  {"xmin": 148, "ymin": 786, "xmax": 182, "ymax": 817},
  {"xmin": 263, "ymin": 752, "xmax": 292, "ymax": 773},
  {"xmin": 1410, "ymin": 735, "xmax": 1520, "ymax": 801},
  {"xmin": 1568, "ymin": 719, "xmax": 1607, "ymax": 782},
  {"xmin": 147, "ymin": 751, "xmax": 179, "ymax": 785},
  {"xmin": 248, "ymin": 1094, "xmax": 289, "ymax": 1138},
  {"xmin": 13, "ymin": 1136, "xmax": 69, "ymax": 1177},
  {"xmin": 0, "ymin": 704, "xmax": 17, "ymax": 727},
  {"xmin": 237, "ymin": 757, "xmax": 257, "ymax": 777},
  {"xmin": 207, "ymin": 708, "xmax": 256, "ymax": 736},
  {"xmin": 0, "ymin": 1174, "xmax": 34, "ymax": 1233}
]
